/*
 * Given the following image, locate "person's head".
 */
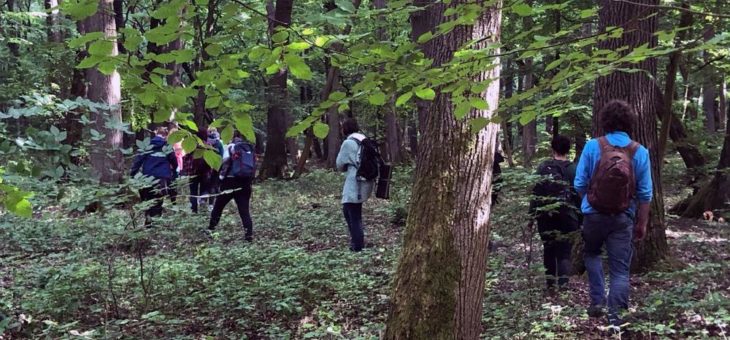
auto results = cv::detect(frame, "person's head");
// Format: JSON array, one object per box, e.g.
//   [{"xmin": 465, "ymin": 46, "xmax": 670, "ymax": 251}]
[
  {"xmin": 599, "ymin": 100, "xmax": 636, "ymax": 134},
  {"xmin": 551, "ymin": 135, "xmax": 571, "ymax": 158},
  {"xmin": 232, "ymin": 130, "xmax": 243, "ymax": 142},
  {"xmin": 207, "ymin": 127, "xmax": 219, "ymax": 139},
  {"xmin": 341, "ymin": 118, "xmax": 360, "ymax": 136},
  {"xmin": 155, "ymin": 126, "xmax": 168, "ymax": 138}
]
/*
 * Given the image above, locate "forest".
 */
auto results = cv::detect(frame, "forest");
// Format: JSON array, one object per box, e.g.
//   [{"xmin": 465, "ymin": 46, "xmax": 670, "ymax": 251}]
[{"xmin": 1, "ymin": 0, "xmax": 729, "ymax": 338}]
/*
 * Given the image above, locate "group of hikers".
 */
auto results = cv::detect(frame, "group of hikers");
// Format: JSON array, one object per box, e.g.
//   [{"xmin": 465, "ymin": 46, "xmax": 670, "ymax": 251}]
[
  {"xmin": 526, "ymin": 99, "xmax": 652, "ymax": 331},
  {"xmin": 130, "ymin": 99, "xmax": 651, "ymax": 331}
]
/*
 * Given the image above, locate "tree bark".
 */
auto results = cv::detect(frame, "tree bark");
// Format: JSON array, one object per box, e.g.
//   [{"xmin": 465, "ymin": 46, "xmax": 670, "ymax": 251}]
[
  {"xmin": 44, "ymin": 0, "xmax": 62, "ymax": 43},
  {"xmin": 501, "ymin": 59, "xmax": 515, "ymax": 167},
  {"xmin": 66, "ymin": 21, "xmax": 87, "ymax": 155},
  {"xmin": 260, "ymin": 0, "xmax": 294, "ymax": 179},
  {"xmin": 674, "ymin": 112, "xmax": 730, "ymax": 218},
  {"xmin": 719, "ymin": 79, "xmax": 727, "ymax": 131},
  {"xmin": 385, "ymin": 1, "xmax": 502, "ymax": 338},
  {"xmin": 593, "ymin": 0, "xmax": 668, "ymax": 271},
  {"xmin": 85, "ymin": 0, "xmax": 124, "ymax": 183},
  {"xmin": 322, "ymin": 0, "xmax": 362, "ymax": 169},
  {"xmin": 520, "ymin": 2, "xmax": 537, "ymax": 167},
  {"xmin": 702, "ymin": 25, "xmax": 718, "ymax": 132}
]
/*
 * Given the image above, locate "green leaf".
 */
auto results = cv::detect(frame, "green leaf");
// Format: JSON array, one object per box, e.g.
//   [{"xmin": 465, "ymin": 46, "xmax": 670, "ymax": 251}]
[
  {"xmin": 314, "ymin": 36, "xmax": 330, "ymax": 47},
  {"xmin": 335, "ymin": 0, "xmax": 356, "ymax": 13},
  {"xmin": 203, "ymin": 150, "xmax": 222, "ymax": 170},
  {"xmin": 579, "ymin": 8, "xmax": 597, "ymax": 19},
  {"xmin": 469, "ymin": 97, "xmax": 488, "ymax": 110},
  {"xmin": 287, "ymin": 41, "xmax": 311, "ymax": 51},
  {"xmin": 454, "ymin": 101, "xmax": 470, "ymax": 119},
  {"xmin": 329, "ymin": 91, "xmax": 347, "ymax": 101},
  {"xmin": 313, "ymin": 122, "xmax": 330, "ymax": 139},
  {"xmin": 11, "ymin": 197, "xmax": 32, "ymax": 218},
  {"xmin": 417, "ymin": 31, "xmax": 433, "ymax": 44},
  {"xmin": 545, "ymin": 59, "xmax": 562, "ymax": 72},
  {"xmin": 88, "ymin": 39, "xmax": 114, "ymax": 56},
  {"xmin": 121, "ymin": 28, "xmax": 142, "ymax": 51},
  {"xmin": 97, "ymin": 61, "xmax": 117, "ymax": 75},
  {"xmin": 76, "ymin": 55, "xmax": 101, "ymax": 69},
  {"xmin": 61, "ymin": 0, "xmax": 98, "ymax": 20},
  {"xmin": 68, "ymin": 32, "xmax": 104, "ymax": 48},
  {"xmin": 233, "ymin": 113, "xmax": 256, "ymax": 142},
  {"xmin": 469, "ymin": 117, "xmax": 490, "ymax": 134},
  {"xmin": 287, "ymin": 119, "xmax": 313, "ymax": 137},
  {"xmin": 415, "ymin": 88, "xmax": 436, "ymax": 100},
  {"xmin": 205, "ymin": 96, "xmax": 221, "ymax": 109},
  {"xmin": 205, "ymin": 43, "xmax": 222, "ymax": 56},
  {"xmin": 284, "ymin": 54, "xmax": 312, "ymax": 80},
  {"xmin": 368, "ymin": 91, "xmax": 387, "ymax": 106},
  {"xmin": 168, "ymin": 130, "xmax": 187, "ymax": 145},
  {"xmin": 395, "ymin": 92, "xmax": 413, "ymax": 107},
  {"xmin": 221, "ymin": 124, "xmax": 234, "ymax": 144},
  {"xmin": 271, "ymin": 30, "xmax": 289, "ymax": 44},
  {"xmin": 182, "ymin": 136, "xmax": 197, "ymax": 153},
  {"xmin": 511, "ymin": 3, "xmax": 532, "ymax": 16}
]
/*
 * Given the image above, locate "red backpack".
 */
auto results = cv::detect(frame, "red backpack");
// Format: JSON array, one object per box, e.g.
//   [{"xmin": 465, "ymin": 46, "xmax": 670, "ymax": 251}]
[{"xmin": 587, "ymin": 137, "xmax": 639, "ymax": 214}]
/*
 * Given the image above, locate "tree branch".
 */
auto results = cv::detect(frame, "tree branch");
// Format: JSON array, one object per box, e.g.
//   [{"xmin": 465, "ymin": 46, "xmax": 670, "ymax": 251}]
[{"xmin": 611, "ymin": 0, "xmax": 730, "ymax": 19}]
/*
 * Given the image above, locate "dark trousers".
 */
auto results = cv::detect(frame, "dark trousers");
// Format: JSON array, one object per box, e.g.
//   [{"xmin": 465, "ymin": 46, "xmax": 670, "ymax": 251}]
[
  {"xmin": 208, "ymin": 177, "xmax": 253, "ymax": 238},
  {"xmin": 583, "ymin": 213, "xmax": 634, "ymax": 326},
  {"xmin": 537, "ymin": 217, "xmax": 577, "ymax": 288},
  {"xmin": 343, "ymin": 203, "xmax": 364, "ymax": 251},
  {"xmin": 189, "ymin": 175, "xmax": 204, "ymax": 213},
  {"xmin": 139, "ymin": 179, "xmax": 169, "ymax": 227}
]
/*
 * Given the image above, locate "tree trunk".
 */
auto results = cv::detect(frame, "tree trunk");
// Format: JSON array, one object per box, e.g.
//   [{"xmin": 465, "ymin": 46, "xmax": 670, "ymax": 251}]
[
  {"xmin": 66, "ymin": 21, "xmax": 87, "ymax": 156},
  {"xmin": 44, "ymin": 0, "xmax": 62, "ymax": 43},
  {"xmin": 675, "ymin": 112, "xmax": 730, "ymax": 218},
  {"xmin": 385, "ymin": 101, "xmax": 403, "ymax": 163},
  {"xmin": 385, "ymin": 1, "xmax": 502, "ymax": 338},
  {"xmin": 719, "ymin": 79, "xmax": 727, "ymax": 131},
  {"xmin": 702, "ymin": 25, "xmax": 718, "ymax": 132},
  {"xmin": 501, "ymin": 59, "xmax": 515, "ymax": 167},
  {"xmin": 658, "ymin": 1, "xmax": 692, "ymax": 163},
  {"xmin": 85, "ymin": 0, "xmax": 124, "ymax": 183},
  {"xmin": 260, "ymin": 0, "xmax": 294, "ymax": 179},
  {"xmin": 593, "ymin": 0, "xmax": 668, "ymax": 271},
  {"xmin": 520, "ymin": 3, "xmax": 537, "ymax": 167}
]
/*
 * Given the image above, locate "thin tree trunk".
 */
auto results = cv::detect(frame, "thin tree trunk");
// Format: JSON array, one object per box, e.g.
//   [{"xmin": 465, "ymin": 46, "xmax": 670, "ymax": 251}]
[
  {"xmin": 658, "ymin": 1, "xmax": 692, "ymax": 163},
  {"xmin": 719, "ymin": 79, "xmax": 727, "ymax": 131},
  {"xmin": 520, "ymin": 2, "xmax": 537, "ymax": 167},
  {"xmin": 385, "ymin": 0, "xmax": 502, "ymax": 338},
  {"xmin": 44, "ymin": 0, "xmax": 62, "ymax": 43},
  {"xmin": 66, "ymin": 21, "xmax": 87, "ymax": 156},
  {"xmin": 702, "ymin": 25, "xmax": 718, "ymax": 132},
  {"xmin": 85, "ymin": 0, "xmax": 124, "ymax": 183},
  {"xmin": 502, "ymin": 59, "xmax": 515, "ymax": 167},
  {"xmin": 260, "ymin": 0, "xmax": 294, "ymax": 179},
  {"xmin": 322, "ymin": 0, "xmax": 362, "ymax": 169},
  {"xmin": 593, "ymin": 0, "xmax": 668, "ymax": 271}
]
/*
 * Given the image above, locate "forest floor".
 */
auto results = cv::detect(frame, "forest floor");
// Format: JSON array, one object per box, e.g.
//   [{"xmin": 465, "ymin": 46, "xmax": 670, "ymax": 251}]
[{"xmin": 1, "ymin": 160, "xmax": 729, "ymax": 339}]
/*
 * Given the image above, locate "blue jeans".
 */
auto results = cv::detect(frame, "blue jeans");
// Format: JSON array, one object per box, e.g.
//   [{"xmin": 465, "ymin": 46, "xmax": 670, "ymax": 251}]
[
  {"xmin": 583, "ymin": 213, "xmax": 634, "ymax": 326},
  {"xmin": 343, "ymin": 203, "xmax": 364, "ymax": 251}
]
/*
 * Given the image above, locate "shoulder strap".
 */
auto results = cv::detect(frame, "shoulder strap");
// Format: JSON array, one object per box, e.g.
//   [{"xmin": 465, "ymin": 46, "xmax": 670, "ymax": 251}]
[
  {"xmin": 626, "ymin": 141, "xmax": 639, "ymax": 159},
  {"xmin": 598, "ymin": 136, "xmax": 611, "ymax": 152}
]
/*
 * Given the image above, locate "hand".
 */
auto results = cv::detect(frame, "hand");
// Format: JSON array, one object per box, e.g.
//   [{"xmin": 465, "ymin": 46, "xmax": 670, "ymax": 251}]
[{"xmin": 634, "ymin": 222, "xmax": 647, "ymax": 241}]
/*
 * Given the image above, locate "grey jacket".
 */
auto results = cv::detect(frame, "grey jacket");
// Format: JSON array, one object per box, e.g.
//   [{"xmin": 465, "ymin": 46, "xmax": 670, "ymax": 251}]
[{"xmin": 335, "ymin": 133, "xmax": 374, "ymax": 204}]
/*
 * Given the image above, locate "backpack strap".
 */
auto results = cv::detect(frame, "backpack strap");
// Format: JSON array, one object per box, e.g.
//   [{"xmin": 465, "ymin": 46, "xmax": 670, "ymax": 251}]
[{"xmin": 626, "ymin": 141, "xmax": 639, "ymax": 160}]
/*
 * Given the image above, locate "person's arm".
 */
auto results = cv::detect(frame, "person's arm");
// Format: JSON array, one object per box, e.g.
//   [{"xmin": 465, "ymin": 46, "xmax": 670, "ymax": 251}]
[
  {"xmin": 574, "ymin": 142, "xmax": 594, "ymax": 198},
  {"xmin": 634, "ymin": 147, "xmax": 653, "ymax": 240},
  {"xmin": 335, "ymin": 140, "xmax": 357, "ymax": 172},
  {"xmin": 130, "ymin": 153, "xmax": 144, "ymax": 177}
]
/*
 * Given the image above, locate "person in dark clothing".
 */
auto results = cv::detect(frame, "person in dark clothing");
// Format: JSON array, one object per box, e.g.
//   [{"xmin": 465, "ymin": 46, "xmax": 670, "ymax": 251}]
[
  {"xmin": 208, "ymin": 131, "xmax": 255, "ymax": 241},
  {"xmin": 529, "ymin": 135, "xmax": 581, "ymax": 289},
  {"xmin": 491, "ymin": 144, "xmax": 505, "ymax": 207},
  {"xmin": 182, "ymin": 130, "xmax": 213, "ymax": 213},
  {"xmin": 205, "ymin": 127, "xmax": 225, "ymax": 211},
  {"xmin": 130, "ymin": 127, "xmax": 177, "ymax": 227}
]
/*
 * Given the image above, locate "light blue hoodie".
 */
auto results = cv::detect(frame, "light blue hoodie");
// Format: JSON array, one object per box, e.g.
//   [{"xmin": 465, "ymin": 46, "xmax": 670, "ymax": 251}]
[{"xmin": 336, "ymin": 133, "xmax": 374, "ymax": 204}]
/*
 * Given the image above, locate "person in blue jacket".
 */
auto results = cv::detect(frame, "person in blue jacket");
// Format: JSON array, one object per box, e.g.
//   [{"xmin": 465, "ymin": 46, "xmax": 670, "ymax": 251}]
[
  {"xmin": 574, "ymin": 100, "xmax": 653, "ymax": 329},
  {"xmin": 130, "ymin": 127, "xmax": 178, "ymax": 227}
]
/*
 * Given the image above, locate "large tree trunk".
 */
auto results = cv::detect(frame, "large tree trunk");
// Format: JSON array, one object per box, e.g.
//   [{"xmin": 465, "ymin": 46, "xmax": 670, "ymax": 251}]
[
  {"xmin": 385, "ymin": 1, "xmax": 502, "ymax": 338},
  {"xmin": 66, "ymin": 21, "xmax": 87, "ymax": 157},
  {"xmin": 593, "ymin": 0, "xmax": 668, "ymax": 271},
  {"xmin": 374, "ymin": 0, "xmax": 403, "ymax": 164},
  {"xmin": 260, "ymin": 0, "xmax": 294, "ymax": 179},
  {"xmin": 85, "ymin": 0, "xmax": 124, "ymax": 183}
]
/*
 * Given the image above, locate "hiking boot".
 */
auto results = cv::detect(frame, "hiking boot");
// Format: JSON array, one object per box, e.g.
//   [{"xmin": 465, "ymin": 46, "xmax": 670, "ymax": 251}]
[{"xmin": 587, "ymin": 305, "xmax": 606, "ymax": 318}]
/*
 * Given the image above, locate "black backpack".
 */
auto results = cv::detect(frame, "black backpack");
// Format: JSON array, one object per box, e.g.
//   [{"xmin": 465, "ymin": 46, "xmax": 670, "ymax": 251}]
[
  {"xmin": 531, "ymin": 160, "xmax": 577, "ymax": 219},
  {"xmin": 352, "ymin": 137, "xmax": 384, "ymax": 181}
]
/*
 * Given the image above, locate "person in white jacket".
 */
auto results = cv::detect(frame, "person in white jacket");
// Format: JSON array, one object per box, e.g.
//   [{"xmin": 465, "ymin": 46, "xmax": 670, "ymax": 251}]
[{"xmin": 336, "ymin": 118, "xmax": 374, "ymax": 251}]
